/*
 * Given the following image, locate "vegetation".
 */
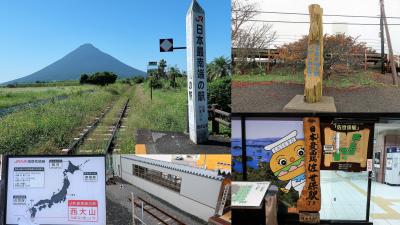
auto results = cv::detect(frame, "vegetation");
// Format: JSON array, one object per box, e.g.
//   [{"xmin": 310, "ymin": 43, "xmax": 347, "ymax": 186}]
[
  {"xmin": 276, "ymin": 33, "xmax": 376, "ymax": 76},
  {"xmin": 0, "ymin": 84, "xmax": 128, "ymax": 154},
  {"xmin": 2, "ymin": 80, "xmax": 80, "ymax": 88},
  {"xmin": 0, "ymin": 85, "xmax": 95, "ymax": 109},
  {"xmin": 155, "ymin": 59, "xmax": 167, "ymax": 79},
  {"xmin": 117, "ymin": 78, "xmax": 187, "ymax": 153},
  {"xmin": 80, "ymin": 71, "xmax": 118, "ymax": 86},
  {"xmin": 207, "ymin": 56, "xmax": 231, "ymax": 82},
  {"xmin": 1, "ymin": 55, "xmax": 231, "ymax": 155},
  {"xmin": 167, "ymin": 66, "xmax": 183, "ymax": 88},
  {"xmin": 233, "ymin": 68, "xmax": 386, "ymax": 88},
  {"xmin": 78, "ymin": 87, "xmax": 132, "ymax": 154},
  {"xmin": 232, "ymin": 0, "xmax": 277, "ymax": 74},
  {"xmin": 131, "ymin": 76, "xmax": 145, "ymax": 84},
  {"xmin": 208, "ymin": 76, "xmax": 231, "ymax": 112}
]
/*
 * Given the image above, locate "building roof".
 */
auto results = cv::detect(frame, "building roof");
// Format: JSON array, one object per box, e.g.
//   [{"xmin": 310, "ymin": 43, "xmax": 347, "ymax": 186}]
[{"xmin": 122, "ymin": 155, "xmax": 224, "ymax": 181}]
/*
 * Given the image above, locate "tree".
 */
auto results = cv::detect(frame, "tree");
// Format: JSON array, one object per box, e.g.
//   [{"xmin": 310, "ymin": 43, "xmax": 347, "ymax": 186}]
[
  {"xmin": 232, "ymin": 0, "xmax": 277, "ymax": 74},
  {"xmin": 167, "ymin": 66, "xmax": 181, "ymax": 88},
  {"xmin": 208, "ymin": 77, "xmax": 231, "ymax": 112},
  {"xmin": 276, "ymin": 33, "xmax": 376, "ymax": 77},
  {"xmin": 80, "ymin": 74, "xmax": 89, "ymax": 84},
  {"xmin": 158, "ymin": 59, "xmax": 167, "ymax": 78},
  {"xmin": 276, "ymin": 36, "xmax": 308, "ymax": 74},
  {"xmin": 80, "ymin": 72, "xmax": 117, "ymax": 86},
  {"xmin": 207, "ymin": 56, "xmax": 231, "ymax": 82}
]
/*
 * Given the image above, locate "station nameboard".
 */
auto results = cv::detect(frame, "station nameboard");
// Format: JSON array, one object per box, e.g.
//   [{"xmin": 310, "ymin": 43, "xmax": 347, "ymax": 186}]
[
  {"xmin": 186, "ymin": 0, "xmax": 208, "ymax": 144},
  {"xmin": 5, "ymin": 155, "xmax": 106, "ymax": 225}
]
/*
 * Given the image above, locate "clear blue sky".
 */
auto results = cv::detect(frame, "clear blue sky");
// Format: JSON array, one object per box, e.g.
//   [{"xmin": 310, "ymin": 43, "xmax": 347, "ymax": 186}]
[{"xmin": 0, "ymin": 0, "xmax": 231, "ymax": 83}]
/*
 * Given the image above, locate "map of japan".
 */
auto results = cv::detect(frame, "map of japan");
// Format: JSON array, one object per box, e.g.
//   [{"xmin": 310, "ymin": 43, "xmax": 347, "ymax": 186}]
[
  {"xmin": 7, "ymin": 156, "xmax": 106, "ymax": 225},
  {"xmin": 29, "ymin": 160, "xmax": 89, "ymax": 218}
]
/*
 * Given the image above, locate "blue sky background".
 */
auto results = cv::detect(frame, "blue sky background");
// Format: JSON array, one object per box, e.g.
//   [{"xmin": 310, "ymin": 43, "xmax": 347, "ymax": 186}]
[{"xmin": 0, "ymin": 0, "xmax": 231, "ymax": 83}]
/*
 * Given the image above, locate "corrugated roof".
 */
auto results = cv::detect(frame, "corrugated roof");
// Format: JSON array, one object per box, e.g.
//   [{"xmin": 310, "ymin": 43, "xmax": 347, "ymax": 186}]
[{"xmin": 122, "ymin": 155, "xmax": 224, "ymax": 181}]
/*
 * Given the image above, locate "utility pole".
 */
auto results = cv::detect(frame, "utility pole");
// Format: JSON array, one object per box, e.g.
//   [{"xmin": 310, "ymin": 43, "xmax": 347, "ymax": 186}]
[
  {"xmin": 380, "ymin": 0, "xmax": 398, "ymax": 85},
  {"xmin": 380, "ymin": 3, "xmax": 385, "ymax": 74}
]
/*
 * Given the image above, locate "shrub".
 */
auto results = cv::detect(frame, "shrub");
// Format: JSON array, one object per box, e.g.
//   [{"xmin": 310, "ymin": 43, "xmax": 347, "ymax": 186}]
[
  {"xmin": 132, "ymin": 76, "xmax": 145, "ymax": 84},
  {"xmin": 149, "ymin": 79, "xmax": 163, "ymax": 89},
  {"xmin": 80, "ymin": 72, "xmax": 118, "ymax": 86},
  {"xmin": 208, "ymin": 77, "xmax": 231, "ymax": 112}
]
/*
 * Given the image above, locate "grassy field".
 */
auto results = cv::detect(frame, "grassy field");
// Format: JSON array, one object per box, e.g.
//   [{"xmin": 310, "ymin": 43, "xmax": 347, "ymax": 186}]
[
  {"xmin": 233, "ymin": 68, "xmax": 388, "ymax": 88},
  {"xmin": 116, "ymin": 78, "xmax": 187, "ymax": 153},
  {"xmin": 0, "ymin": 77, "xmax": 230, "ymax": 155},
  {"xmin": 0, "ymin": 84, "xmax": 129, "ymax": 155},
  {"xmin": 0, "ymin": 85, "xmax": 97, "ymax": 109}
]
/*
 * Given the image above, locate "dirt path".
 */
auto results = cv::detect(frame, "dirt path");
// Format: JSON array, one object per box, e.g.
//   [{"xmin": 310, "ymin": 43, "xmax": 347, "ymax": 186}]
[{"xmin": 232, "ymin": 82, "xmax": 400, "ymax": 112}]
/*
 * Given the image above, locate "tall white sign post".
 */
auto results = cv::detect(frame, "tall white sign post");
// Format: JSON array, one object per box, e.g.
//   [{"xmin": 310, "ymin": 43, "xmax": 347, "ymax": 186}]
[{"xmin": 186, "ymin": 0, "xmax": 208, "ymax": 144}]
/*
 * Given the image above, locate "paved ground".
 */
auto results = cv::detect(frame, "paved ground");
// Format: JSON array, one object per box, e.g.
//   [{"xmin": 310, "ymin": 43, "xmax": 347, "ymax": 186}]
[
  {"xmin": 136, "ymin": 129, "xmax": 230, "ymax": 154},
  {"xmin": 106, "ymin": 177, "xmax": 206, "ymax": 225},
  {"xmin": 232, "ymin": 82, "xmax": 400, "ymax": 113},
  {"xmin": 320, "ymin": 171, "xmax": 400, "ymax": 225}
]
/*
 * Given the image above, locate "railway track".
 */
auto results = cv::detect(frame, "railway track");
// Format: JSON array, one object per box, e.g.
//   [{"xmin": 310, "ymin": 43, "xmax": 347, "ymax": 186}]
[
  {"xmin": 62, "ymin": 95, "xmax": 130, "ymax": 155},
  {"xmin": 133, "ymin": 197, "xmax": 186, "ymax": 225}
]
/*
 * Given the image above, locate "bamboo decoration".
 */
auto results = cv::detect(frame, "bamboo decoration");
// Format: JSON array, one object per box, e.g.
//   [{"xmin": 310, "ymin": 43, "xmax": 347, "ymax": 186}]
[{"xmin": 304, "ymin": 4, "xmax": 324, "ymax": 103}]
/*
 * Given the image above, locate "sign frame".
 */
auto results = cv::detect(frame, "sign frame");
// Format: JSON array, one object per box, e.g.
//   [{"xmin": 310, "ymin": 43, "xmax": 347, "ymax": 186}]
[
  {"xmin": 159, "ymin": 38, "xmax": 174, "ymax": 52},
  {"xmin": 3, "ymin": 154, "xmax": 107, "ymax": 225},
  {"xmin": 320, "ymin": 118, "xmax": 375, "ymax": 172},
  {"xmin": 232, "ymin": 113, "xmax": 378, "ymax": 224}
]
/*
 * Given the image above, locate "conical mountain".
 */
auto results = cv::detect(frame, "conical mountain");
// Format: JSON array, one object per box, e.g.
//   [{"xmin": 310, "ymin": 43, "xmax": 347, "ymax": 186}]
[{"xmin": 5, "ymin": 43, "xmax": 146, "ymax": 84}]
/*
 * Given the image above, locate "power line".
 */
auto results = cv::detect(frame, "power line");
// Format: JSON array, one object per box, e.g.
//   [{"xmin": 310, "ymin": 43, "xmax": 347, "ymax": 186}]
[
  {"xmin": 246, "ymin": 19, "xmax": 400, "ymax": 26},
  {"xmin": 232, "ymin": 10, "xmax": 400, "ymax": 19}
]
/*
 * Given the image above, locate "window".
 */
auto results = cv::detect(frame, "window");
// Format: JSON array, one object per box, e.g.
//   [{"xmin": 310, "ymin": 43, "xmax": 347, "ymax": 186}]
[{"xmin": 132, "ymin": 164, "xmax": 182, "ymax": 192}]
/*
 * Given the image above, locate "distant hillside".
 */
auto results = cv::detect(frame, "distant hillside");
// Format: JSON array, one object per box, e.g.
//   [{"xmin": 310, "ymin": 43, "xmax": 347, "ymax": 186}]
[{"xmin": 4, "ymin": 43, "xmax": 146, "ymax": 84}]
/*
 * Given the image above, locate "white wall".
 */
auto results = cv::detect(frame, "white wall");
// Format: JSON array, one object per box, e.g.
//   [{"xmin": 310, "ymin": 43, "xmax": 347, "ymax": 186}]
[
  {"xmin": 112, "ymin": 154, "xmax": 122, "ymax": 177},
  {"xmin": 120, "ymin": 157, "xmax": 222, "ymax": 221}
]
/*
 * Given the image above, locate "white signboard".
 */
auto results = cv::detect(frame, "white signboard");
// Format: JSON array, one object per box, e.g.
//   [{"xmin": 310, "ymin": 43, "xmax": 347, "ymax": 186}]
[
  {"xmin": 186, "ymin": 0, "xmax": 208, "ymax": 144},
  {"xmin": 6, "ymin": 156, "xmax": 106, "ymax": 225},
  {"xmin": 231, "ymin": 181, "xmax": 271, "ymax": 209}
]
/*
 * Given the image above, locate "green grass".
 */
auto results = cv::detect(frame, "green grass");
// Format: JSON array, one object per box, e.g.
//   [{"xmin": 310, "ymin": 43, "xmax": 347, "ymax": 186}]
[
  {"xmin": 117, "ymin": 79, "xmax": 187, "ymax": 153},
  {"xmin": 233, "ymin": 68, "xmax": 304, "ymax": 84},
  {"xmin": 324, "ymin": 71, "xmax": 385, "ymax": 88},
  {"xmin": 0, "ymin": 83, "xmax": 129, "ymax": 154},
  {"xmin": 233, "ymin": 68, "xmax": 387, "ymax": 88},
  {"xmin": 78, "ymin": 86, "xmax": 132, "ymax": 154},
  {"xmin": 208, "ymin": 121, "xmax": 231, "ymax": 137},
  {"xmin": 0, "ymin": 85, "xmax": 97, "ymax": 109}
]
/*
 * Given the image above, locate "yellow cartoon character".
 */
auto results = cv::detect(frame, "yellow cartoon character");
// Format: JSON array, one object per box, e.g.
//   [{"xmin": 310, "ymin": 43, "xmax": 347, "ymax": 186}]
[{"xmin": 265, "ymin": 131, "xmax": 305, "ymax": 197}]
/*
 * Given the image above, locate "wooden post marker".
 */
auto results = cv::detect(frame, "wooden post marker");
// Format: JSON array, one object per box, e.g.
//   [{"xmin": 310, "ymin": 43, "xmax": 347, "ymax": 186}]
[
  {"xmin": 304, "ymin": 4, "xmax": 324, "ymax": 103},
  {"xmin": 297, "ymin": 117, "xmax": 321, "ymax": 222},
  {"xmin": 283, "ymin": 4, "xmax": 336, "ymax": 112}
]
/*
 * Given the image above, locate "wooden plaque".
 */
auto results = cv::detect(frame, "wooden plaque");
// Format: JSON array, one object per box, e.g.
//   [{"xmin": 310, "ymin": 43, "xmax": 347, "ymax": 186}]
[
  {"xmin": 297, "ymin": 117, "xmax": 321, "ymax": 212},
  {"xmin": 299, "ymin": 212, "xmax": 320, "ymax": 224}
]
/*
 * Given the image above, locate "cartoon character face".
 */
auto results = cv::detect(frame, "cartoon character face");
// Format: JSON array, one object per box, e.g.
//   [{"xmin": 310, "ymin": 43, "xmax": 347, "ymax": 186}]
[{"xmin": 270, "ymin": 140, "xmax": 305, "ymax": 181}]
